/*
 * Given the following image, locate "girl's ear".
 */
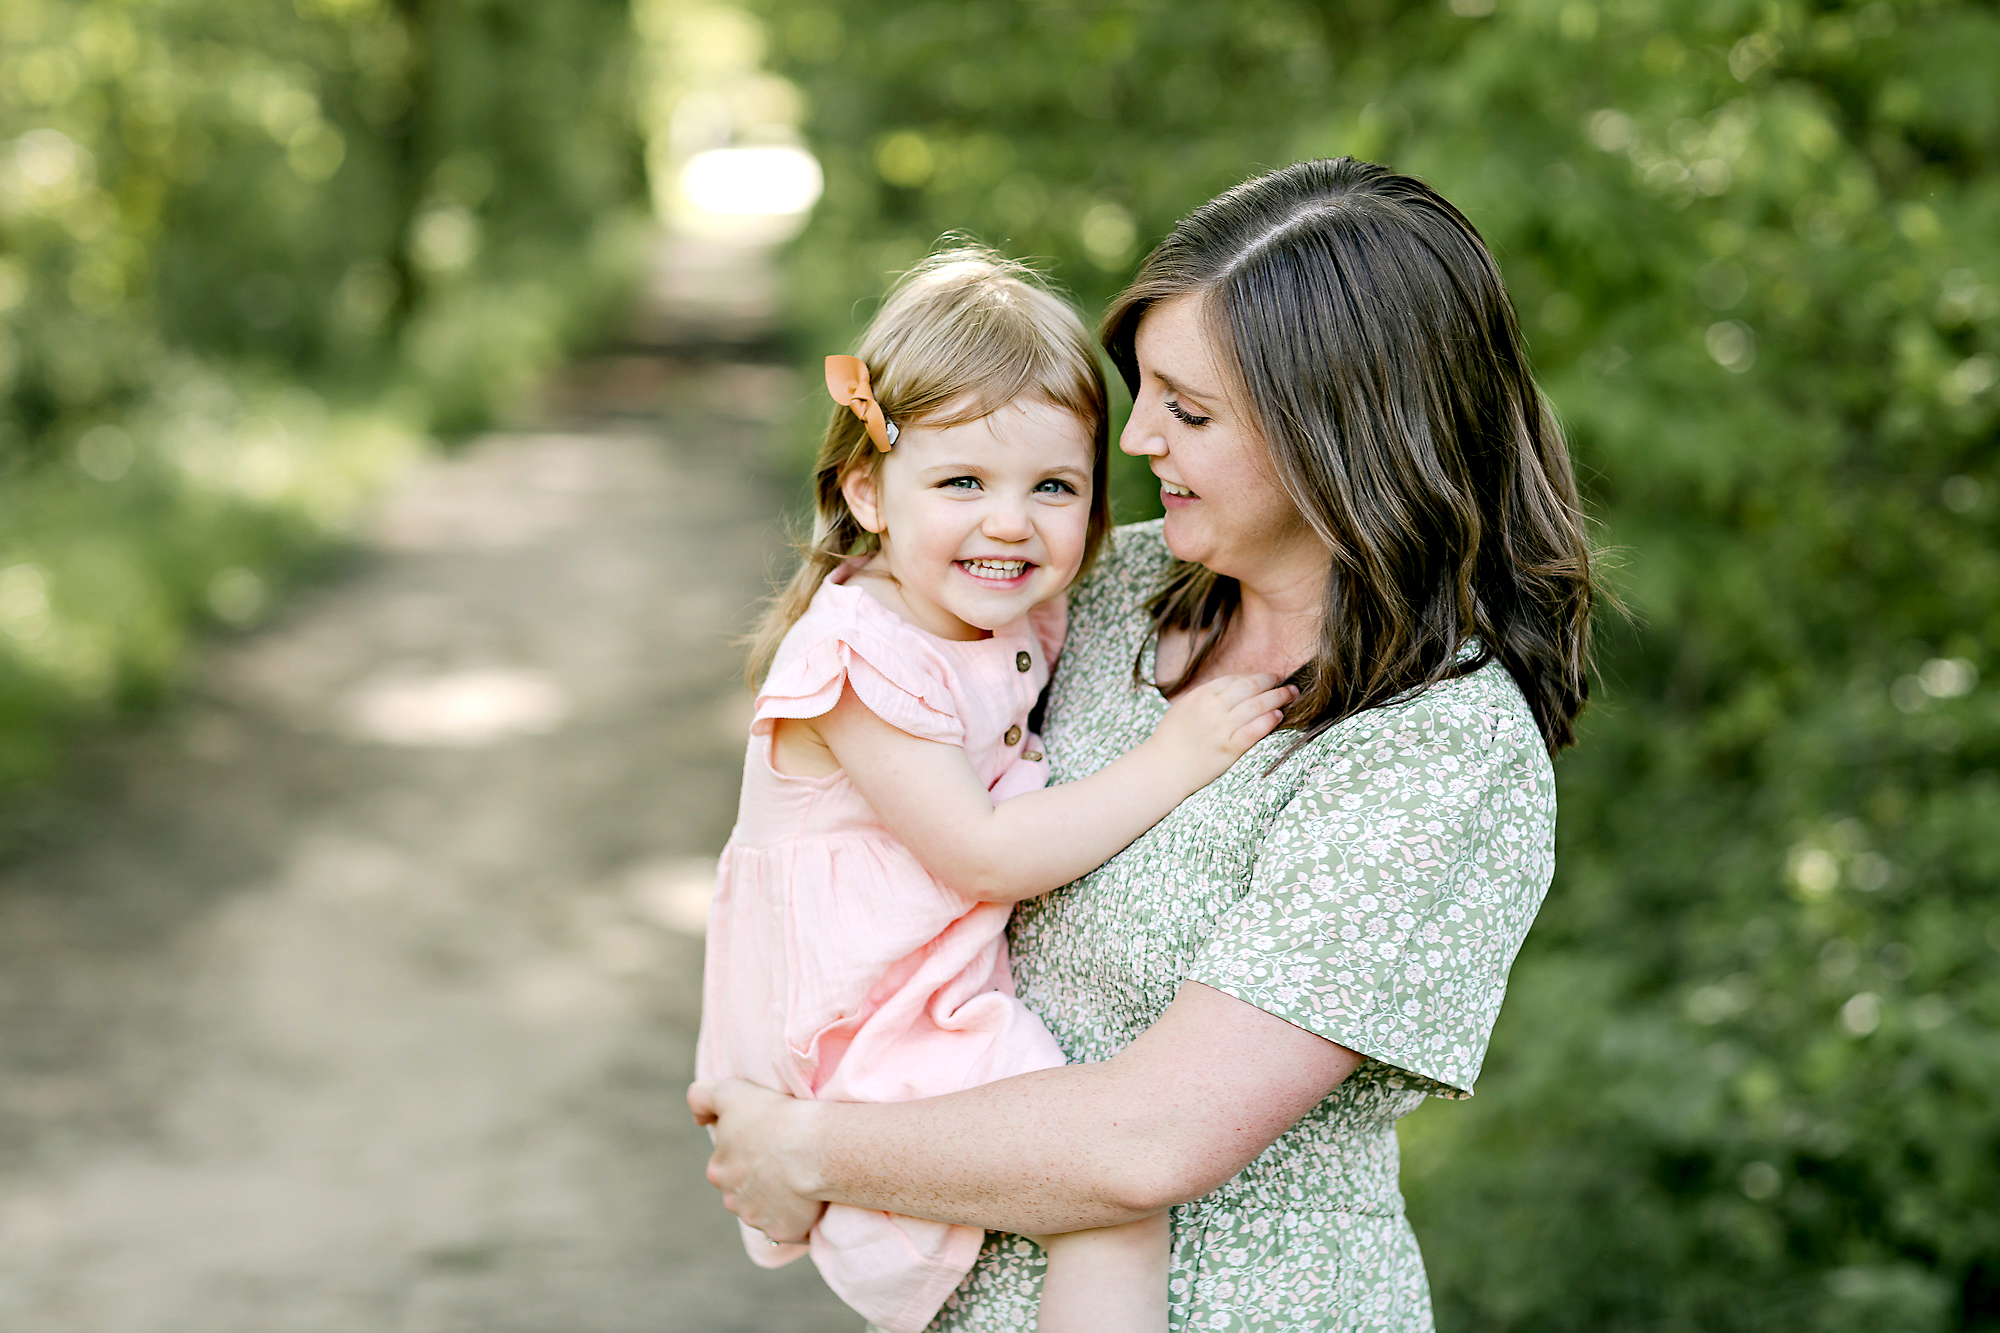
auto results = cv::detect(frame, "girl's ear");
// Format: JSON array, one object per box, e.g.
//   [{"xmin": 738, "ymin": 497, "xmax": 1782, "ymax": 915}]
[{"xmin": 840, "ymin": 464, "xmax": 885, "ymax": 535}]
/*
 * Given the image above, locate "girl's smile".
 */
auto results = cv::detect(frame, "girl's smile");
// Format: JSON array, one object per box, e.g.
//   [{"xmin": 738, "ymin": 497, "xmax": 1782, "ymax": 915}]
[
  {"xmin": 958, "ymin": 558, "xmax": 1032, "ymax": 585},
  {"xmin": 841, "ymin": 398, "xmax": 1095, "ymax": 641}
]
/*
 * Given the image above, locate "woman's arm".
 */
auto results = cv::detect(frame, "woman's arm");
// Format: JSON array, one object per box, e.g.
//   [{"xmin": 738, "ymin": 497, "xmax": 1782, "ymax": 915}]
[
  {"xmin": 811, "ymin": 675, "xmax": 1294, "ymax": 904},
  {"xmin": 688, "ymin": 979, "xmax": 1364, "ymax": 1239}
]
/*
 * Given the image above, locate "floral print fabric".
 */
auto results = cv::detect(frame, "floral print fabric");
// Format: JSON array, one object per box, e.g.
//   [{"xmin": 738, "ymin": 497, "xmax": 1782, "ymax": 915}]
[{"xmin": 897, "ymin": 521, "xmax": 1557, "ymax": 1333}]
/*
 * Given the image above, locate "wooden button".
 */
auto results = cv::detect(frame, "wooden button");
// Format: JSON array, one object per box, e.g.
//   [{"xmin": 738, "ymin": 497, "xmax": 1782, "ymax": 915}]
[
  {"xmin": 1023, "ymin": 749, "xmax": 1043, "ymax": 762},
  {"xmin": 1004, "ymin": 725, "xmax": 1023, "ymax": 747},
  {"xmin": 1016, "ymin": 651, "xmax": 1032, "ymax": 672}
]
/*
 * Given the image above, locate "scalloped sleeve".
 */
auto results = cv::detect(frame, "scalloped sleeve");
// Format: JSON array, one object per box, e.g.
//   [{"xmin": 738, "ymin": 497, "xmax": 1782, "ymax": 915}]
[
  {"xmin": 754, "ymin": 623, "xmax": 964, "ymax": 746},
  {"xmin": 1186, "ymin": 687, "xmax": 1557, "ymax": 1098}
]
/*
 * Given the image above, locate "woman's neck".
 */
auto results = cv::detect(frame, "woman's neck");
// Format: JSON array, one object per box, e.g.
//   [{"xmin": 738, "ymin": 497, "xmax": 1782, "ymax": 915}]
[
  {"xmin": 1161, "ymin": 543, "xmax": 1330, "ymax": 686},
  {"xmin": 1229, "ymin": 578, "xmax": 1323, "ymax": 671}
]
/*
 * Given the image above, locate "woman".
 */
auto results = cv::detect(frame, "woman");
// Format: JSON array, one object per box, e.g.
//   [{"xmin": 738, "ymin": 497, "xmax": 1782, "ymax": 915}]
[{"xmin": 690, "ymin": 157, "xmax": 1596, "ymax": 1331}]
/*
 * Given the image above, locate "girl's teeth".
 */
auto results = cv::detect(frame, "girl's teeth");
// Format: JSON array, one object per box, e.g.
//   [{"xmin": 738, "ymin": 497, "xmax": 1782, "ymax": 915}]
[{"xmin": 962, "ymin": 560, "xmax": 1027, "ymax": 579}]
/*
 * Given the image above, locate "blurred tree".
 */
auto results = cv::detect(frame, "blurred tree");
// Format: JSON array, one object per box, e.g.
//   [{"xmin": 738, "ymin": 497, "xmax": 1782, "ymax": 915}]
[
  {"xmin": 749, "ymin": 0, "xmax": 2000, "ymax": 1327},
  {"xmin": 0, "ymin": 0, "xmax": 648, "ymax": 817}
]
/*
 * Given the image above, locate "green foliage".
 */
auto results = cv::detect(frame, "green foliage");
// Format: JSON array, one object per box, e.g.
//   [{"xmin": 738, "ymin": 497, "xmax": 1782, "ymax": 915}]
[
  {"xmin": 752, "ymin": 0, "xmax": 2000, "ymax": 1326},
  {"xmin": 0, "ymin": 0, "xmax": 648, "ymax": 811}
]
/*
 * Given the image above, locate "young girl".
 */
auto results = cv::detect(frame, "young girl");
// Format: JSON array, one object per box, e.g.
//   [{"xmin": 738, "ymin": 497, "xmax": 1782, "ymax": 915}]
[{"xmin": 695, "ymin": 249, "xmax": 1294, "ymax": 1333}]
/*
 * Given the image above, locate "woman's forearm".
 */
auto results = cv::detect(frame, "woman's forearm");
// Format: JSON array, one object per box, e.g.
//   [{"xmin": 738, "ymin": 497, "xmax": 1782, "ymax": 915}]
[
  {"xmin": 773, "ymin": 982, "xmax": 1366, "ymax": 1236},
  {"xmin": 799, "ymin": 1062, "xmax": 1169, "ymax": 1234}
]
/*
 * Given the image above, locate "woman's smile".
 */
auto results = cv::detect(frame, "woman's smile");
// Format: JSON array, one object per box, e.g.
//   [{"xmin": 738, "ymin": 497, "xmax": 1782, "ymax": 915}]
[{"xmin": 1121, "ymin": 294, "xmax": 1321, "ymax": 583}]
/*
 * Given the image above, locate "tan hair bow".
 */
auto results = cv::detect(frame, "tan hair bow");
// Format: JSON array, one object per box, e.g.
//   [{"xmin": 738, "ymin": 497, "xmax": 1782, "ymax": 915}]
[{"xmin": 824, "ymin": 355, "xmax": 899, "ymax": 451}]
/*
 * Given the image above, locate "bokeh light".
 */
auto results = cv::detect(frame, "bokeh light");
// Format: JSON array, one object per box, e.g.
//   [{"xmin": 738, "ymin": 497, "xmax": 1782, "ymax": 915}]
[{"xmin": 679, "ymin": 144, "xmax": 823, "ymax": 232}]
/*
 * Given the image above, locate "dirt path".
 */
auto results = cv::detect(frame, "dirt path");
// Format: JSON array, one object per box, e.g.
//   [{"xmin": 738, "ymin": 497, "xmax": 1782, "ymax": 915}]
[{"xmin": 0, "ymin": 314, "xmax": 859, "ymax": 1328}]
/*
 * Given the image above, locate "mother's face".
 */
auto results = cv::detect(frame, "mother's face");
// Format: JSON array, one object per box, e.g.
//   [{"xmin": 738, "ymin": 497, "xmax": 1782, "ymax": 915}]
[{"xmin": 1121, "ymin": 294, "xmax": 1321, "ymax": 587}]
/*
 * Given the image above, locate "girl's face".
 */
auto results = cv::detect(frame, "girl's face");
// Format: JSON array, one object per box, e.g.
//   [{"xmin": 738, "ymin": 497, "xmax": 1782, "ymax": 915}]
[
  {"xmin": 1120, "ymin": 294, "xmax": 1319, "ymax": 587},
  {"xmin": 841, "ymin": 398, "xmax": 1095, "ymax": 640}
]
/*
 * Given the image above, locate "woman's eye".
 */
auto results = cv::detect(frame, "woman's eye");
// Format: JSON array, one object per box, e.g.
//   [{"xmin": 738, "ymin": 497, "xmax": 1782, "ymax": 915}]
[
  {"xmin": 1033, "ymin": 478, "xmax": 1078, "ymax": 495},
  {"xmin": 1165, "ymin": 398, "xmax": 1211, "ymax": 428}
]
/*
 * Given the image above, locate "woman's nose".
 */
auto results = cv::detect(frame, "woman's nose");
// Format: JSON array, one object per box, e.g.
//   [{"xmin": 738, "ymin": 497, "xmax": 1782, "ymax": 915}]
[{"xmin": 1120, "ymin": 408, "xmax": 1165, "ymax": 457}]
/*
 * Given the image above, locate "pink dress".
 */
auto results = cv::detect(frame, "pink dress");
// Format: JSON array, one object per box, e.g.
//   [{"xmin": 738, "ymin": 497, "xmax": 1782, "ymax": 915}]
[{"xmin": 696, "ymin": 563, "xmax": 1069, "ymax": 1333}]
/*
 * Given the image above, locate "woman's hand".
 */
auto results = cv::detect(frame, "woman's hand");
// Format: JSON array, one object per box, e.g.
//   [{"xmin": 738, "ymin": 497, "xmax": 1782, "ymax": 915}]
[{"xmin": 687, "ymin": 1078, "xmax": 827, "ymax": 1243}]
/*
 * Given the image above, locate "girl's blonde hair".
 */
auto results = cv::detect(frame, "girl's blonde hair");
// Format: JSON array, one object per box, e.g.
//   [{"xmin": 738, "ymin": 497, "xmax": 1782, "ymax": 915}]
[{"xmin": 748, "ymin": 245, "xmax": 1111, "ymax": 682}]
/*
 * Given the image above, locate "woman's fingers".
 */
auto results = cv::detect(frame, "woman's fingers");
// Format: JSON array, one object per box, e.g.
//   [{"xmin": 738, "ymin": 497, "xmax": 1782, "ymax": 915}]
[
  {"xmin": 692, "ymin": 1076, "xmax": 766, "ymax": 1127},
  {"xmin": 690, "ymin": 1077, "xmax": 828, "ymax": 1243}
]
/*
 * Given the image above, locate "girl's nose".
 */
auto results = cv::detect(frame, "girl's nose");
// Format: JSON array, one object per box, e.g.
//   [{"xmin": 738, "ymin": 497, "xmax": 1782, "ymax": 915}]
[{"xmin": 982, "ymin": 496, "xmax": 1034, "ymax": 540}]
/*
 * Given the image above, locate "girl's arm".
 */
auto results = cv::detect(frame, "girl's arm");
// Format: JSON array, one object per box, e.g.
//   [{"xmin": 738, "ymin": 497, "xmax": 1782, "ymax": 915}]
[
  {"xmin": 689, "ymin": 979, "xmax": 1364, "ymax": 1238},
  {"xmin": 810, "ymin": 673, "xmax": 1295, "ymax": 903}
]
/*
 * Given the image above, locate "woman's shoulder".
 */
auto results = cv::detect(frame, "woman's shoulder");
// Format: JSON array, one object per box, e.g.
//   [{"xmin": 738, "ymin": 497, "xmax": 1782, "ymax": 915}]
[
  {"xmin": 1068, "ymin": 519, "xmax": 1174, "ymax": 622},
  {"xmin": 1305, "ymin": 659, "xmax": 1548, "ymax": 777}
]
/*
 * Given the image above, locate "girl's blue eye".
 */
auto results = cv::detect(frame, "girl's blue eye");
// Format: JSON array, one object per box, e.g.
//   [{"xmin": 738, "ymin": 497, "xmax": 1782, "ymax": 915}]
[
  {"xmin": 1165, "ymin": 398, "xmax": 1211, "ymax": 428},
  {"xmin": 941, "ymin": 476, "xmax": 982, "ymax": 490},
  {"xmin": 1034, "ymin": 478, "xmax": 1078, "ymax": 495}
]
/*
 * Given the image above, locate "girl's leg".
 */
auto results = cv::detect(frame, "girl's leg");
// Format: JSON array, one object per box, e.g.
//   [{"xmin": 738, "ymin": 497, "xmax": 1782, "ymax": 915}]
[{"xmin": 1030, "ymin": 1212, "xmax": 1169, "ymax": 1333}]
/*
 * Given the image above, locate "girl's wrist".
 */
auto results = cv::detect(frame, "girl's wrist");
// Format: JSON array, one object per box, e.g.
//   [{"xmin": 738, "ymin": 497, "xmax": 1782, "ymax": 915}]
[{"xmin": 1134, "ymin": 733, "xmax": 1204, "ymax": 799}]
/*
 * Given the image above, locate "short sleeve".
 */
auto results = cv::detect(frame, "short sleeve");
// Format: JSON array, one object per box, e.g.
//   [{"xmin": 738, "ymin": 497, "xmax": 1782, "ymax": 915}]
[
  {"xmin": 1187, "ymin": 688, "xmax": 1556, "ymax": 1098},
  {"xmin": 755, "ymin": 626, "xmax": 964, "ymax": 746}
]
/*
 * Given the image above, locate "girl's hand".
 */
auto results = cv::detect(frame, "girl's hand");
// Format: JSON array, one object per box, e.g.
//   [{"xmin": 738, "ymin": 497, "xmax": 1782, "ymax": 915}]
[
  {"xmin": 1146, "ymin": 673, "xmax": 1296, "ymax": 790},
  {"xmin": 687, "ymin": 1078, "xmax": 827, "ymax": 1244}
]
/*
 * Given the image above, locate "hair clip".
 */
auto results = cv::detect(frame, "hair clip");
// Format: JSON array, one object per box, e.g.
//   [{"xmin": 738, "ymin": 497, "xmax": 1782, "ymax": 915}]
[{"xmin": 824, "ymin": 355, "xmax": 899, "ymax": 451}]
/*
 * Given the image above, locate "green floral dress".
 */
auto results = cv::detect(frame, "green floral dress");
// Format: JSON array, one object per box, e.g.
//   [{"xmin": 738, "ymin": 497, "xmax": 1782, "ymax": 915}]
[{"xmin": 907, "ymin": 521, "xmax": 1558, "ymax": 1333}]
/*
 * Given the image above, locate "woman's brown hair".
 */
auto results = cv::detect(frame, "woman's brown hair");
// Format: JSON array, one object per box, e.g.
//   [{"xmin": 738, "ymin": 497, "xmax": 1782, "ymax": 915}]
[
  {"xmin": 748, "ymin": 245, "xmax": 1111, "ymax": 682},
  {"xmin": 1103, "ymin": 158, "xmax": 1596, "ymax": 755}
]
